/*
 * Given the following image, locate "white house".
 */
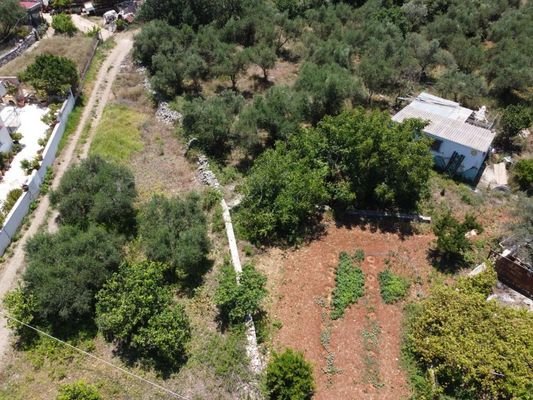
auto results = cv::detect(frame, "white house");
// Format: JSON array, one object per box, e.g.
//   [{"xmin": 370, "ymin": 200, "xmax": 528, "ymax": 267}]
[{"xmin": 393, "ymin": 92, "xmax": 496, "ymax": 182}]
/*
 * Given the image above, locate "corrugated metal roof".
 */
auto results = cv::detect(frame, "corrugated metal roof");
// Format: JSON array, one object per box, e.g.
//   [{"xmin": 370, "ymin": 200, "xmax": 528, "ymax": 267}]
[{"xmin": 392, "ymin": 93, "xmax": 495, "ymax": 153}]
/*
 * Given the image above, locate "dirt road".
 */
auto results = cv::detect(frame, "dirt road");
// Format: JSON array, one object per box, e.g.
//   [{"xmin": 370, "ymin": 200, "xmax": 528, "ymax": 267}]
[{"xmin": 0, "ymin": 32, "xmax": 134, "ymax": 367}]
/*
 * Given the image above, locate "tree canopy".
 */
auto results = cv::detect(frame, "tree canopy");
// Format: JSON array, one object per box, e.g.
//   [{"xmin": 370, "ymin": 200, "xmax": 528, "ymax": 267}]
[
  {"xmin": 264, "ymin": 349, "xmax": 315, "ymax": 400},
  {"xmin": 50, "ymin": 156, "xmax": 137, "ymax": 234},
  {"xmin": 22, "ymin": 225, "xmax": 123, "ymax": 327},
  {"xmin": 0, "ymin": 0, "xmax": 26, "ymax": 42},
  {"xmin": 19, "ymin": 54, "xmax": 79, "ymax": 98},
  {"xmin": 407, "ymin": 269, "xmax": 533, "ymax": 399},
  {"xmin": 138, "ymin": 193, "xmax": 210, "ymax": 282}
]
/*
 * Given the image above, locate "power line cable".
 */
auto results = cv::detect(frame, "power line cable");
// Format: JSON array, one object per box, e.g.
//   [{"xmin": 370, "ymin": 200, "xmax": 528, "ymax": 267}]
[{"xmin": 0, "ymin": 310, "xmax": 191, "ymax": 400}]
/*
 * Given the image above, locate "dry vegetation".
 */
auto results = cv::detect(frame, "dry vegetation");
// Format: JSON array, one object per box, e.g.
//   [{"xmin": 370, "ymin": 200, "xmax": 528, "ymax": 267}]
[{"xmin": 0, "ymin": 34, "xmax": 95, "ymax": 76}]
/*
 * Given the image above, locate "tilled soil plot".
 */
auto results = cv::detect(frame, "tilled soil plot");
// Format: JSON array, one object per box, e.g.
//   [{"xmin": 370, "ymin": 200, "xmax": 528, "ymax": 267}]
[{"xmin": 268, "ymin": 220, "xmax": 434, "ymax": 400}]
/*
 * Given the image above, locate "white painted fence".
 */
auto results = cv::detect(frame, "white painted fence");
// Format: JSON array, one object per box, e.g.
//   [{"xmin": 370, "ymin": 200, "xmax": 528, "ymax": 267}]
[{"xmin": 0, "ymin": 93, "xmax": 75, "ymax": 255}]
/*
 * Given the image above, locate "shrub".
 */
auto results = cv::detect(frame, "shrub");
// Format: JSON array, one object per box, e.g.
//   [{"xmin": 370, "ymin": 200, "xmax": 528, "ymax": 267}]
[
  {"xmin": 19, "ymin": 54, "xmax": 78, "ymax": 98},
  {"xmin": 52, "ymin": 13, "xmax": 77, "ymax": 36},
  {"xmin": 406, "ymin": 274, "xmax": 533, "ymax": 399},
  {"xmin": 214, "ymin": 262, "xmax": 267, "ymax": 325},
  {"xmin": 331, "ymin": 252, "xmax": 365, "ymax": 320},
  {"xmin": 513, "ymin": 159, "xmax": 533, "ymax": 194},
  {"xmin": 23, "ymin": 225, "xmax": 123, "ymax": 328},
  {"xmin": 56, "ymin": 381, "xmax": 101, "ymax": 400},
  {"xmin": 264, "ymin": 349, "xmax": 314, "ymax": 400},
  {"xmin": 96, "ymin": 261, "xmax": 191, "ymax": 369},
  {"xmin": 50, "ymin": 156, "xmax": 137, "ymax": 234},
  {"xmin": 378, "ymin": 269, "xmax": 410, "ymax": 304},
  {"xmin": 138, "ymin": 193, "xmax": 210, "ymax": 282},
  {"xmin": 2, "ymin": 188, "xmax": 23, "ymax": 215}
]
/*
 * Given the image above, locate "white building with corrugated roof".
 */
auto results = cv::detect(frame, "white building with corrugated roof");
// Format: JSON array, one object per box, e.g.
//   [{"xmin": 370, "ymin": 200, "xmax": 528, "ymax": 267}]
[{"xmin": 393, "ymin": 92, "xmax": 496, "ymax": 182}]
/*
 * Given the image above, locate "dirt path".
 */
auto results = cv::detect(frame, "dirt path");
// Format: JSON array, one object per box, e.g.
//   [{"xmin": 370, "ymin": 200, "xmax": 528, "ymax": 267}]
[{"xmin": 0, "ymin": 32, "xmax": 134, "ymax": 367}]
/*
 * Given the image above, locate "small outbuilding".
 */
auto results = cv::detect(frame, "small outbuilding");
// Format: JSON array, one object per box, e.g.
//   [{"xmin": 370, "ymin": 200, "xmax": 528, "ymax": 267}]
[{"xmin": 393, "ymin": 92, "xmax": 496, "ymax": 182}]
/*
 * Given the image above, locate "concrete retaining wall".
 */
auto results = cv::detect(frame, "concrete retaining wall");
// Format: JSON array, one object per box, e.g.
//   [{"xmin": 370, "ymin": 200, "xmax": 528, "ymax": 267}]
[
  {"xmin": 0, "ymin": 31, "xmax": 38, "ymax": 69},
  {"xmin": 0, "ymin": 92, "xmax": 75, "ymax": 256}
]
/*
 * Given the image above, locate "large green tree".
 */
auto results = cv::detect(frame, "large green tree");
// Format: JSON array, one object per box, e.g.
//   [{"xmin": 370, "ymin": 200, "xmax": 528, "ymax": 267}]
[
  {"xmin": 138, "ymin": 194, "xmax": 210, "ymax": 282},
  {"xmin": 0, "ymin": 0, "xmax": 26, "ymax": 41},
  {"xmin": 50, "ymin": 156, "xmax": 137, "ymax": 234},
  {"xmin": 19, "ymin": 54, "xmax": 79, "ymax": 98},
  {"xmin": 22, "ymin": 225, "xmax": 122, "ymax": 327},
  {"xmin": 96, "ymin": 261, "xmax": 191, "ymax": 368},
  {"xmin": 407, "ymin": 270, "xmax": 533, "ymax": 399}
]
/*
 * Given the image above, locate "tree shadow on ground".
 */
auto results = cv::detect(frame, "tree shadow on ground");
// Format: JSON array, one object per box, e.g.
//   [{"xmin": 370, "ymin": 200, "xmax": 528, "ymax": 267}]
[
  {"xmin": 178, "ymin": 258, "xmax": 215, "ymax": 298},
  {"xmin": 112, "ymin": 343, "xmax": 187, "ymax": 380},
  {"xmin": 334, "ymin": 214, "xmax": 416, "ymax": 241},
  {"xmin": 426, "ymin": 249, "xmax": 464, "ymax": 274}
]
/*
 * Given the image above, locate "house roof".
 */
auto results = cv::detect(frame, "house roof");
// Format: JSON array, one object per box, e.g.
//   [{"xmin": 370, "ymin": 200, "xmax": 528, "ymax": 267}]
[
  {"xmin": 392, "ymin": 92, "xmax": 496, "ymax": 153},
  {"xmin": 20, "ymin": 1, "xmax": 41, "ymax": 10}
]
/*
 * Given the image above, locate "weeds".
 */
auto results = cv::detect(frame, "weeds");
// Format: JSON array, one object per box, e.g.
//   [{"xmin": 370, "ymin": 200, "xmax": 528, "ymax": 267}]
[{"xmin": 331, "ymin": 251, "xmax": 365, "ymax": 320}]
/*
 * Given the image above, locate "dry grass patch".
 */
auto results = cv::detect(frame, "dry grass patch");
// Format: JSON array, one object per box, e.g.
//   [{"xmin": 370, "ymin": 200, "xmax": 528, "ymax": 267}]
[{"xmin": 0, "ymin": 35, "xmax": 95, "ymax": 76}]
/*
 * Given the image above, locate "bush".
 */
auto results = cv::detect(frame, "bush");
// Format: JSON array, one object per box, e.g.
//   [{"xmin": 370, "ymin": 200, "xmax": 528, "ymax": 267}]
[
  {"xmin": 52, "ymin": 13, "xmax": 77, "ymax": 36},
  {"xmin": 214, "ymin": 262, "xmax": 267, "ymax": 325},
  {"xmin": 513, "ymin": 159, "xmax": 533, "ymax": 194},
  {"xmin": 264, "ymin": 349, "xmax": 314, "ymax": 400},
  {"xmin": 19, "ymin": 54, "xmax": 78, "ymax": 98},
  {"xmin": 378, "ymin": 269, "xmax": 410, "ymax": 304},
  {"xmin": 138, "ymin": 193, "xmax": 210, "ymax": 282},
  {"xmin": 406, "ymin": 273, "xmax": 532, "ymax": 399},
  {"xmin": 23, "ymin": 225, "xmax": 123, "ymax": 328},
  {"xmin": 50, "ymin": 156, "xmax": 137, "ymax": 234},
  {"xmin": 56, "ymin": 381, "xmax": 101, "ymax": 400},
  {"xmin": 331, "ymin": 252, "xmax": 365, "ymax": 320},
  {"xmin": 2, "ymin": 188, "xmax": 23, "ymax": 215},
  {"xmin": 96, "ymin": 261, "xmax": 191, "ymax": 369}
]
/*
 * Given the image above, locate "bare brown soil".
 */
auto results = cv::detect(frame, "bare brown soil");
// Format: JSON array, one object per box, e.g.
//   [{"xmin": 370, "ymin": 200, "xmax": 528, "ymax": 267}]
[{"xmin": 259, "ymin": 220, "xmax": 435, "ymax": 400}]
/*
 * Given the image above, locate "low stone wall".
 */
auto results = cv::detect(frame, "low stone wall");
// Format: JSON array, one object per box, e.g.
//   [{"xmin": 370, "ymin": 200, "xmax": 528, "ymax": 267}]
[{"xmin": 0, "ymin": 30, "xmax": 38, "ymax": 69}]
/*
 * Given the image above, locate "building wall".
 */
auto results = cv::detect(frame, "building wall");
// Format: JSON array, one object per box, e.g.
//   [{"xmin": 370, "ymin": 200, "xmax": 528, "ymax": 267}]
[
  {"xmin": 427, "ymin": 132, "xmax": 487, "ymax": 181},
  {"xmin": 0, "ymin": 117, "xmax": 13, "ymax": 153}
]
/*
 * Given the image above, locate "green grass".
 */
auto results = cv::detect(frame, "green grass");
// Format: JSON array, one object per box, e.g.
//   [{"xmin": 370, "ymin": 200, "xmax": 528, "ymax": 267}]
[
  {"xmin": 58, "ymin": 96, "xmax": 85, "ymax": 153},
  {"xmin": 90, "ymin": 104, "xmax": 145, "ymax": 163},
  {"xmin": 378, "ymin": 269, "xmax": 410, "ymax": 304},
  {"xmin": 331, "ymin": 252, "xmax": 365, "ymax": 320}
]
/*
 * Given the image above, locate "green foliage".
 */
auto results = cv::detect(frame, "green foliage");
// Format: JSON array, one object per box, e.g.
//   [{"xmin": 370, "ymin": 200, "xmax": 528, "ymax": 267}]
[
  {"xmin": 132, "ymin": 304, "xmax": 191, "ymax": 368},
  {"xmin": 237, "ymin": 140, "xmax": 329, "ymax": 244},
  {"xmin": 331, "ymin": 252, "xmax": 365, "ymax": 320},
  {"xmin": 50, "ymin": 156, "xmax": 137, "ymax": 234},
  {"xmin": 0, "ymin": 0, "xmax": 26, "ymax": 40},
  {"xmin": 214, "ymin": 263, "xmax": 267, "ymax": 324},
  {"xmin": 182, "ymin": 91, "xmax": 244, "ymax": 158},
  {"xmin": 138, "ymin": 193, "xmax": 210, "ymax": 282},
  {"xmin": 378, "ymin": 269, "xmax": 410, "ymax": 304},
  {"xmin": 56, "ymin": 381, "xmax": 101, "ymax": 400},
  {"xmin": 2, "ymin": 287, "xmax": 36, "ymax": 341},
  {"xmin": 513, "ymin": 159, "xmax": 533, "ymax": 194},
  {"xmin": 96, "ymin": 261, "xmax": 170, "ymax": 343},
  {"xmin": 264, "ymin": 349, "xmax": 315, "ymax": 400},
  {"xmin": 496, "ymin": 105, "xmax": 533, "ymax": 150},
  {"xmin": 2, "ymin": 188, "xmax": 22, "ymax": 215},
  {"xmin": 296, "ymin": 62, "xmax": 366, "ymax": 124},
  {"xmin": 432, "ymin": 210, "xmax": 475, "ymax": 264},
  {"xmin": 19, "ymin": 54, "xmax": 79, "ymax": 98},
  {"xmin": 250, "ymin": 42, "xmax": 277, "ymax": 80},
  {"xmin": 96, "ymin": 261, "xmax": 191, "ymax": 368},
  {"xmin": 52, "ymin": 14, "xmax": 77, "ymax": 36},
  {"xmin": 406, "ymin": 272, "xmax": 532, "ymax": 399},
  {"xmin": 23, "ymin": 225, "xmax": 122, "ymax": 327}
]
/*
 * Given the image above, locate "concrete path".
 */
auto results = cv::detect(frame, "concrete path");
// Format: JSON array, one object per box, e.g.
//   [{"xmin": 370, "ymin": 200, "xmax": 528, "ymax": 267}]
[{"xmin": 0, "ymin": 31, "xmax": 134, "ymax": 368}]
